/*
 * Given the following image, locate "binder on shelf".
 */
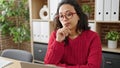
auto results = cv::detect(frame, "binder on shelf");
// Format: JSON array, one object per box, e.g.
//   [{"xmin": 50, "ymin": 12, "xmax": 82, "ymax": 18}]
[
  {"xmin": 111, "ymin": 0, "xmax": 119, "ymax": 21},
  {"xmin": 40, "ymin": 22, "xmax": 50, "ymax": 43},
  {"xmin": 95, "ymin": 0, "xmax": 104, "ymax": 21},
  {"xmin": 33, "ymin": 21, "xmax": 50, "ymax": 43},
  {"xmin": 89, "ymin": 23, "xmax": 96, "ymax": 32},
  {"xmin": 33, "ymin": 22, "xmax": 41, "ymax": 42},
  {"xmin": 103, "ymin": 0, "xmax": 111, "ymax": 21},
  {"xmin": 49, "ymin": 0, "xmax": 61, "ymax": 21}
]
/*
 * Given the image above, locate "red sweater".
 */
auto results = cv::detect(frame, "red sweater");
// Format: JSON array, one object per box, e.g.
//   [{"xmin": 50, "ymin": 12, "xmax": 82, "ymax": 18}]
[{"xmin": 44, "ymin": 30, "xmax": 102, "ymax": 68}]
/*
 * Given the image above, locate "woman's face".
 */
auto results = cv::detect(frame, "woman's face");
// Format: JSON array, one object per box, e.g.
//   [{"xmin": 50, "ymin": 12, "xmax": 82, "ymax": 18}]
[{"xmin": 58, "ymin": 4, "xmax": 79, "ymax": 30}]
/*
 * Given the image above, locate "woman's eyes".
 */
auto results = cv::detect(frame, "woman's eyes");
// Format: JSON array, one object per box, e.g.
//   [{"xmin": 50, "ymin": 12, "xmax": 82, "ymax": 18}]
[
  {"xmin": 67, "ymin": 13, "xmax": 72, "ymax": 16},
  {"xmin": 59, "ymin": 15, "xmax": 64, "ymax": 18},
  {"xmin": 58, "ymin": 12, "xmax": 73, "ymax": 18}
]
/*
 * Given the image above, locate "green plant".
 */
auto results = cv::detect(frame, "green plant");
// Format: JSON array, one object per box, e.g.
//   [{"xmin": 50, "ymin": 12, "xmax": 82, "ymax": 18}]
[
  {"xmin": 105, "ymin": 31, "xmax": 120, "ymax": 41},
  {"xmin": 0, "ymin": 0, "xmax": 14, "ymax": 35},
  {"xmin": 0, "ymin": 0, "xmax": 30, "ymax": 45},
  {"xmin": 82, "ymin": 4, "xmax": 92, "ymax": 13}
]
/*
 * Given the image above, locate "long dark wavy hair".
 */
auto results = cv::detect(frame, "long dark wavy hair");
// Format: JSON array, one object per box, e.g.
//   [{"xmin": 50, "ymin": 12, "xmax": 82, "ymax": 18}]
[{"xmin": 53, "ymin": 0, "xmax": 90, "ymax": 44}]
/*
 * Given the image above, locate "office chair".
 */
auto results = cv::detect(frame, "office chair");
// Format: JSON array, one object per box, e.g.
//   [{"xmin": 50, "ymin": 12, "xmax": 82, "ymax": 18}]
[{"xmin": 1, "ymin": 49, "xmax": 33, "ymax": 62}]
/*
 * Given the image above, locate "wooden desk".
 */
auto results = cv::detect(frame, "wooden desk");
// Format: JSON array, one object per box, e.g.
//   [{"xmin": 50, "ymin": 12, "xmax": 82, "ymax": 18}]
[
  {"xmin": 0, "ymin": 57, "xmax": 21, "ymax": 68},
  {"xmin": 0, "ymin": 57, "xmax": 58, "ymax": 68}
]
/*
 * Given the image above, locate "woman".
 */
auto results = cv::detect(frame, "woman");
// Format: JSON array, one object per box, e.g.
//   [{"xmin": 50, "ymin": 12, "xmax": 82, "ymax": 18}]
[{"xmin": 44, "ymin": 0, "xmax": 102, "ymax": 68}]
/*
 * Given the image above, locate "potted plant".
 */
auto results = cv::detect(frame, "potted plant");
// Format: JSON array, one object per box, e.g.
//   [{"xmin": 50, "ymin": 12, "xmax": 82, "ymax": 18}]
[
  {"xmin": 0, "ymin": 0, "xmax": 30, "ymax": 48},
  {"xmin": 81, "ymin": 4, "xmax": 92, "ymax": 18},
  {"xmin": 105, "ymin": 31, "xmax": 120, "ymax": 48}
]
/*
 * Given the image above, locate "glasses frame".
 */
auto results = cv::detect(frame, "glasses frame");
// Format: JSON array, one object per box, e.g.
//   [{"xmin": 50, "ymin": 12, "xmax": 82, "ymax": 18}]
[{"xmin": 55, "ymin": 12, "xmax": 76, "ymax": 20}]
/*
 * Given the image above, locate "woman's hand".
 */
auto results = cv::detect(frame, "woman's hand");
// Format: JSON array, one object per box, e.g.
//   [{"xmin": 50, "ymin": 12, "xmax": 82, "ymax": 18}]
[{"xmin": 56, "ymin": 27, "xmax": 71, "ymax": 42}]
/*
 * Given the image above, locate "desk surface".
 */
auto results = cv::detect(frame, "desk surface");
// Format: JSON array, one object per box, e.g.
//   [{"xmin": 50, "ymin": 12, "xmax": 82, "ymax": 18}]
[
  {"xmin": 0, "ymin": 57, "xmax": 21, "ymax": 68},
  {"xmin": 0, "ymin": 57, "xmax": 58, "ymax": 68}
]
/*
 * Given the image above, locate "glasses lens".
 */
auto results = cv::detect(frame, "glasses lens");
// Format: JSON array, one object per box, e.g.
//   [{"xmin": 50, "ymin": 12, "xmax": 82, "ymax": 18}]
[
  {"xmin": 58, "ymin": 12, "xmax": 75, "ymax": 20},
  {"xmin": 66, "ymin": 12, "xmax": 73, "ymax": 19},
  {"xmin": 59, "ymin": 14, "xmax": 64, "ymax": 19}
]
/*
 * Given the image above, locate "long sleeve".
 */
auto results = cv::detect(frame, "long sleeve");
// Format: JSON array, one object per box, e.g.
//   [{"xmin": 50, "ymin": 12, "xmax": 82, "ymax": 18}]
[
  {"xmin": 44, "ymin": 31, "xmax": 65, "ymax": 64},
  {"xmin": 44, "ymin": 30, "xmax": 102, "ymax": 68}
]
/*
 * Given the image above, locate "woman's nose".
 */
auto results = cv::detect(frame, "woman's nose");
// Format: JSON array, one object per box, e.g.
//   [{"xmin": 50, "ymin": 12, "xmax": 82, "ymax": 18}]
[{"xmin": 62, "ymin": 15, "xmax": 68, "ymax": 20}]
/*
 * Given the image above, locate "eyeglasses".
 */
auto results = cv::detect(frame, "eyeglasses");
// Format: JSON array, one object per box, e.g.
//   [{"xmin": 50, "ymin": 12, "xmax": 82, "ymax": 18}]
[{"xmin": 56, "ymin": 12, "xmax": 76, "ymax": 20}]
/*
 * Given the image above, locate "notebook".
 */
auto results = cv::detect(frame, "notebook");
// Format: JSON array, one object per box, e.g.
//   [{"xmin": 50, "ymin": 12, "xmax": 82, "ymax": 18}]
[
  {"xmin": 20, "ymin": 61, "xmax": 58, "ymax": 68},
  {"xmin": 0, "ymin": 58, "xmax": 13, "ymax": 68}
]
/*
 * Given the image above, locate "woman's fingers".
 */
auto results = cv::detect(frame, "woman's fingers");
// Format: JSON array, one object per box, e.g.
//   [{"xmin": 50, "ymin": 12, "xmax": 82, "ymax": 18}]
[
  {"xmin": 60, "ymin": 28, "xmax": 69, "ymax": 36},
  {"xmin": 56, "ymin": 27, "xmax": 71, "ymax": 42}
]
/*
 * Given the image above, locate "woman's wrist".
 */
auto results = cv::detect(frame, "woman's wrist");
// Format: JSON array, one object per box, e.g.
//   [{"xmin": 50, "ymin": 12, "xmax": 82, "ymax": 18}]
[{"xmin": 56, "ymin": 38, "xmax": 63, "ymax": 42}]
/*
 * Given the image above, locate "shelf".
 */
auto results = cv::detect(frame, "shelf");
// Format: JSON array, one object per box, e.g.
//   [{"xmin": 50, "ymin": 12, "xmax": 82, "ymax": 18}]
[
  {"xmin": 88, "ymin": 20, "xmax": 95, "ymax": 23},
  {"xmin": 30, "ymin": 0, "xmax": 48, "ymax": 19},
  {"xmin": 30, "ymin": 0, "xmax": 120, "ymax": 63},
  {"xmin": 32, "ymin": 19, "xmax": 49, "ymax": 22},
  {"xmin": 102, "ymin": 45, "xmax": 120, "ymax": 53},
  {"xmin": 96, "ymin": 21, "xmax": 120, "ymax": 23},
  {"xmin": 34, "ymin": 60, "xmax": 44, "ymax": 64},
  {"xmin": 33, "ymin": 41, "xmax": 48, "ymax": 44}
]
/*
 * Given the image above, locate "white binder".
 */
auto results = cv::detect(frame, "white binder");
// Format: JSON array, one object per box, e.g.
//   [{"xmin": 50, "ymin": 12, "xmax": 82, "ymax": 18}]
[
  {"xmin": 40, "ymin": 22, "xmax": 50, "ymax": 43},
  {"xmin": 89, "ymin": 23, "xmax": 96, "ymax": 32},
  {"xmin": 49, "ymin": 0, "xmax": 61, "ymax": 21},
  {"xmin": 33, "ymin": 21, "xmax": 50, "ymax": 43},
  {"xmin": 95, "ymin": 0, "xmax": 104, "ymax": 21},
  {"xmin": 111, "ymin": 0, "xmax": 119, "ymax": 21},
  {"xmin": 33, "ymin": 22, "xmax": 41, "ymax": 42},
  {"xmin": 103, "ymin": 0, "xmax": 111, "ymax": 21}
]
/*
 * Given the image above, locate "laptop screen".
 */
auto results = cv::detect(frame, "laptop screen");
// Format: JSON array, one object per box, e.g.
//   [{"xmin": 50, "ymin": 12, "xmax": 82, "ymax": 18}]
[{"xmin": 20, "ymin": 61, "xmax": 57, "ymax": 68}]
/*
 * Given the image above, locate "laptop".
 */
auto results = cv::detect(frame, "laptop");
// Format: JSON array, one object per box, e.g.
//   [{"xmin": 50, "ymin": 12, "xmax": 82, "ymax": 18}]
[{"xmin": 20, "ymin": 61, "xmax": 58, "ymax": 68}]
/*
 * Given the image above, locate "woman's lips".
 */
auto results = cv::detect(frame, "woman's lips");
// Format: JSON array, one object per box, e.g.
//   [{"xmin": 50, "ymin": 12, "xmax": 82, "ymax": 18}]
[{"xmin": 64, "ymin": 23, "xmax": 70, "ymax": 27}]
